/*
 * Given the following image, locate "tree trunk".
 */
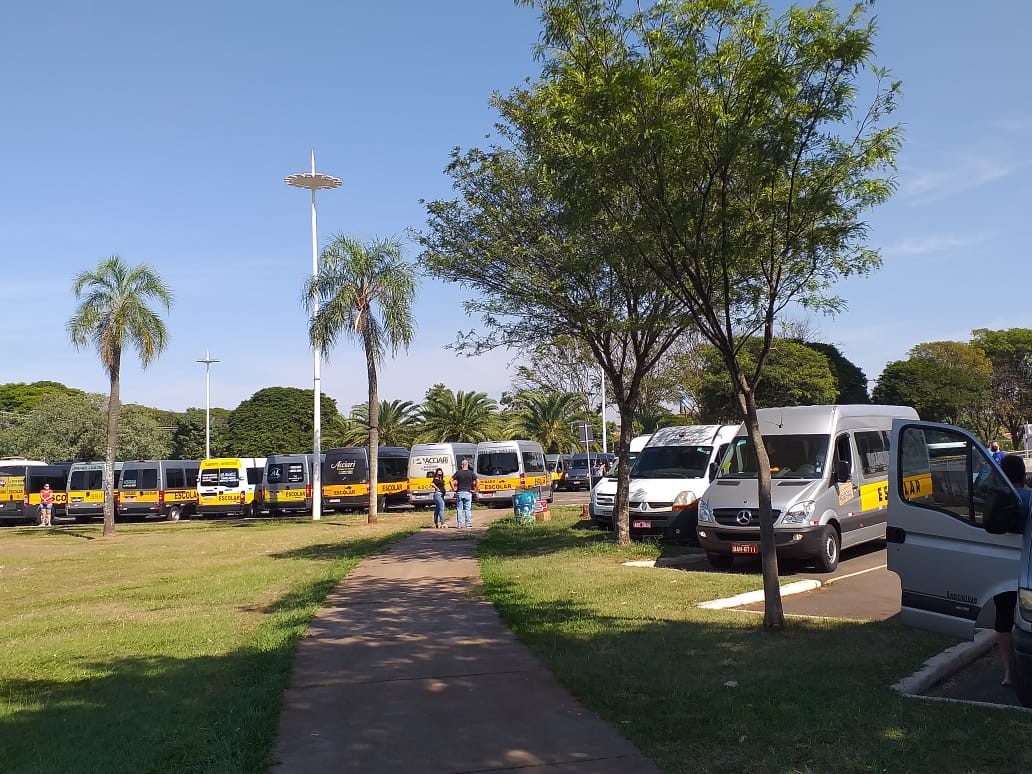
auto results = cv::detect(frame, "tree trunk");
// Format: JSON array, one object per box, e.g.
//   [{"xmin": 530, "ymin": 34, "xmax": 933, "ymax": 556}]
[
  {"xmin": 103, "ymin": 354, "xmax": 121, "ymax": 538},
  {"xmin": 612, "ymin": 401, "xmax": 634, "ymax": 545},
  {"xmin": 365, "ymin": 329, "xmax": 379, "ymax": 525},
  {"xmin": 741, "ymin": 388, "xmax": 785, "ymax": 630}
]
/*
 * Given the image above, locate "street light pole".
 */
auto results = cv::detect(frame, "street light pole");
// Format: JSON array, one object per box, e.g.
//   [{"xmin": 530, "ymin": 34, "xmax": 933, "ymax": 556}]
[
  {"xmin": 196, "ymin": 351, "xmax": 219, "ymax": 459},
  {"xmin": 285, "ymin": 151, "xmax": 342, "ymax": 521},
  {"xmin": 600, "ymin": 371, "xmax": 607, "ymax": 454}
]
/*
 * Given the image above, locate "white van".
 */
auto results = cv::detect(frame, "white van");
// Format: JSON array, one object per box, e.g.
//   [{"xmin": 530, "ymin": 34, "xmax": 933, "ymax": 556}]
[
  {"xmin": 592, "ymin": 426, "xmax": 738, "ymax": 538},
  {"xmin": 196, "ymin": 457, "xmax": 266, "ymax": 517},
  {"xmin": 474, "ymin": 440, "xmax": 553, "ymax": 505},
  {"xmin": 408, "ymin": 442, "xmax": 477, "ymax": 507},
  {"xmin": 886, "ymin": 419, "xmax": 1032, "ymax": 706},
  {"xmin": 697, "ymin": 405, "xmax": 918, "ymax": 572}
]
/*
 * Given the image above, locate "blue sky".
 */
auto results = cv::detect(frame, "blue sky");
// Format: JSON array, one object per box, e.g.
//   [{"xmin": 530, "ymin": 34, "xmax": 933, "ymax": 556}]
[{"xmin": 1, "ymin": 1, "xmax": 1029, "ymax": 414}]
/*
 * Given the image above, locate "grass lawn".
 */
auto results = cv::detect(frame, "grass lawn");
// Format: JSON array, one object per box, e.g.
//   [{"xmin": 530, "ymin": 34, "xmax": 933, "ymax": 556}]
[
  {"xmin": 481, "ymin": 508, "xmax": 1032, "ymax": 774},
  {"xmin": 0, "ymin": 512, "xmax": 424, "ymax": 773}
]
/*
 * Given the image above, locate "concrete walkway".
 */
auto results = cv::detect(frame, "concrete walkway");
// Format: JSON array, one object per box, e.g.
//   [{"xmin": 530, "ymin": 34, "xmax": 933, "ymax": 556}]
[{"xmin": 271, "ymin": 513, "xmax": 659, "ymax": 773}]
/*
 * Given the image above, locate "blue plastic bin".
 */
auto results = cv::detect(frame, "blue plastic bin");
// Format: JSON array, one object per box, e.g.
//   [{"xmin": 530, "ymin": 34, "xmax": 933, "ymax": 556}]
[{"xmin": 513, "ymin": 492, "xmax": 537, "ymax": 525}]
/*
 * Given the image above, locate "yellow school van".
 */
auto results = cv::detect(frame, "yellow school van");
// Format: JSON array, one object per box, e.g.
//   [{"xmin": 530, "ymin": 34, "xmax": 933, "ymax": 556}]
[
  {"xmin": 262, "ymin": 454, "xmax": 318, "ymax": 515},
  {"xmin": 118, "ymin": 460, "xmax": 200, "ymax": 522},
  {"xmin": 196, "ymin": 457, "xmax": 265, "ymax": 517},
  {"xmin": 66, "ymin": 461, "xmax": 123, "ymax": 522},
  {"xmin": 322, "ymin": 447, "xmax": 409, "ymax": 511},
  {"xmin": 407, "ymin": 442, "xmax": 476, "ymax": 507},
  {"xmin": 474, "ymin": 440, "xmax": 553, "ymax": 506},
  {"xmin": 0, "ymin": 459, "xmax": 61, "ymax": 523}
]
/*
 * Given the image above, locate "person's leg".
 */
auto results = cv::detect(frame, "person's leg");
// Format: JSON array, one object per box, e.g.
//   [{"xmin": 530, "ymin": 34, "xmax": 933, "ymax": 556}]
[
  {"xmin": 464, "ymin": 492, "xmax": 473, "ymax": 528},
  {"xmin": 434, "ymin": 492, "xmax": 445, "ymax": 526},
  {"xmin": 458, "ymin": 491, "xmax": 472, "ymax": 528},
  {"xmin": 995, "ymin": 591, "xmax": 1016, "ymax": 685}
]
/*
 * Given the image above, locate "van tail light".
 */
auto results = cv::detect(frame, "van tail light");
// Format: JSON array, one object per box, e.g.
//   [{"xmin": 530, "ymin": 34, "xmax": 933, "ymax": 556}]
[
  {"xmin": 23, "ymin": 494, "xmax": 28, "ymax": 505},
  {"xmin": 520, "ymin": 472, "xmax": 526, "ymax": 489},
  {"xmin": 305, "ymin": 484, "xmax": 312, "ymax": 499},
  {"xmin": 262, "ymin": 485, "xmax": 267, "ymax": 500},
  {"xmin": 158, "ymin": 490, "xmax": 165, "ymax": 505},
  {"xmin": 240, "ymin": 492, "xmax": 246, "ymax": 504}
]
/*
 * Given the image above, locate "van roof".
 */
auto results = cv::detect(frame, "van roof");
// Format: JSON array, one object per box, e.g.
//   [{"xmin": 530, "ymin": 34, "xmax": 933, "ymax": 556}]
[
  {"xmin": 647, "ymin": 425, "xmax": 738, "ymax": 446},
  {"xmin": 751, "ymin": 404, "xmax": 919, "ymax": 435}
]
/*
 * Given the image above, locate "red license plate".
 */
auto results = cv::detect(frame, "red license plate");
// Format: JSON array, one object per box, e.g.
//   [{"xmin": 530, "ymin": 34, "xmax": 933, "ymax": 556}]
[
  {"xmin": 632, "ymin": 520, "xmax": 652, "ymax": 529},
  {"xmin": 731, "ymin": 543, "xmax": 759, "ymax": 555}
]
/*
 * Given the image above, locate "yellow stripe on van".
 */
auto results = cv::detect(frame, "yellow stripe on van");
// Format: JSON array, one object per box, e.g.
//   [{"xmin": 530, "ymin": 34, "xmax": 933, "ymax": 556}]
[
  {"xmin": 479, "ymin": 476, "xmax": 519, "ymax": 492},
  {"xmin": 525, "ymin": 474, "xmax": 551, "ymax": 489},
  {"xmin": 378, "ymin": 481, "xmax": 407, "ymax": 496},
  {"xmin": 324, "ymin": 484, "xmax": 369, "ymax": 498},
  {"xmin": 120, "ymin": 490, "xmax": 159, "ymax": 504},
  {"xmin": 165, "ymin": 489, "xmax": 197, "ymax": 503},
  {"xmin": 409, "ymin": 476, "xmax": 432, "ymax": 491},
  {"xmin": 25, "ymin": 492, "xmax": 68, "ymax": 506},
  {"xmin": 198, "ymin": 492, "xmax": 250, "ymax": 506},
  {"xmin": 0, "ymin": 476, "xmax": 26, "ymax": 502},
  {"xmin": 859, "ymin": 473, "xmax": 932, "ymax": 511},
  {"xmin": 267, "ymin": 488, "xmax": 307, "ymax": 503}
]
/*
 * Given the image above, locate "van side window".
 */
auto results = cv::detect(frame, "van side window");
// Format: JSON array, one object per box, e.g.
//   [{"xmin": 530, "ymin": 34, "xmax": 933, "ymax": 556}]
[
  {"xmin": 854, "ymin": 431, "xmax": 889, "ymax": 477},
  {"xmin": 185, "ymin": 468, "xmax": 199, "ymax": 488},
  {"xmin": 835, "ymin": 435, "xmax": 852, "ymax": 478},
  {"xmin": 523, "ymin": 452, "xmax": 545, "ymax": 473},
  {"xmin": 247, "ymin": 468, "xmax": 263, "ymax": 486},
  {"xmin": 166, "ymin": 468, "xmax": 185, "ymax": 489},
  {"xmin": 121, "ymin": 470, "xmax": 140, "ymax": 490},
  {"xmin": 898, "ymin": 426, "xmax": 1008, "ymax": 528},
  {"xmin": 287, "ymin": 463, "xmax": 305, "ymax": 483},
  {"xmin": 267, "ymin": 464, "xmax": 284, "ymax": 483}
]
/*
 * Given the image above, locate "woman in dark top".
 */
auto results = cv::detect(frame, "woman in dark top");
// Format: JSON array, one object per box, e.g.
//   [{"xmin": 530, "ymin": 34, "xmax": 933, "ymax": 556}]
[{"xmin": 431, "ymin": 468, "xmax": 448, "ymax": 528}]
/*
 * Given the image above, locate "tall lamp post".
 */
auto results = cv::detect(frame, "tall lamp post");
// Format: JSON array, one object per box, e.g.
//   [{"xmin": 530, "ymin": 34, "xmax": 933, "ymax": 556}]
[
  {"xmin": 285, "ymin": 151, "xmax": 342, "ymax": 521},
  {"xmin": 196, "ymin": 351, "xmax": 219, "ymax": 459}
]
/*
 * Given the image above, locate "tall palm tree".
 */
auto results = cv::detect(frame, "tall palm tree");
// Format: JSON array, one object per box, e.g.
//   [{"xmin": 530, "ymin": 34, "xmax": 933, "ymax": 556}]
[
  {"xmin": 346, "ymin": 399, "xmax": 422, "ymax": 448},
  {"xmin": 305, "ymin": 235, "xmax": 416, "ymax": 523},
  {"xmin": 67, "ymin": 256, "xmax": 173, "ymax": 537},
  {"xmin": 419, "ymin": 388, "xmax": 499, "ymax": 442},
  {"xmin": 507, "ymin": 390, "xmax": 585, "ymax": 452}
]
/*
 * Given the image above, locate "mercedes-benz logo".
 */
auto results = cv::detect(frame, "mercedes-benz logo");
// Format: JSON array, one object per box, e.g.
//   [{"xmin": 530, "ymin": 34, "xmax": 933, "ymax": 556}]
[{"xmin": 736, "ymin": 510, "xmax": 752, "ymax": 526}]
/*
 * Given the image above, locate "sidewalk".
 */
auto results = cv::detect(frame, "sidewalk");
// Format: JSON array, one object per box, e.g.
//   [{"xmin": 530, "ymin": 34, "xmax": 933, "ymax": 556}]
[{"xmin": 271, "ymin": 512, "xmax": 659, "ymax": 773}]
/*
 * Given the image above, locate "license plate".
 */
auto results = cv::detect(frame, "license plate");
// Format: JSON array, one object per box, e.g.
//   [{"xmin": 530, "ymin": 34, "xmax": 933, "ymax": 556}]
[
  {"xmin": 123, "ymin": 496, "xmax": 136, "ymax": 501},
  {"xmin": 731, "ymin": 543, "xmax": 760, "ymax": 554},
  {"xmin": 72, "ymin": 497, "xmax": 83, "ymax": 503},
  {"xmin": 632, "ymin": 520, "xmax": 652, "ymax": 529},
  {"xmin": 329, "ymin": 499, "xmax": 341, "ymax": 504}
]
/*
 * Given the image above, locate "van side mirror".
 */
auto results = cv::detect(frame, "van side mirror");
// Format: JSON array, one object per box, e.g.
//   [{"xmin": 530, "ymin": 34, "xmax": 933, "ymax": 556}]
[
  {"xmin": 709, "ymin": 462, "xmax": 717, "ymax": 482},
  {"xmin": 835, "ymin": 459, "xmax": 851, "ymax": 483}
]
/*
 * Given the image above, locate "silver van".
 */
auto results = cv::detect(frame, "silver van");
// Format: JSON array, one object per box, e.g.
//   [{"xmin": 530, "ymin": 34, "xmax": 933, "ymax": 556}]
[
  {"xmin": 474, "ymin": 440, "xmax": 553, "ymax": 505},
  {"xmin": 886, "ymin": 419, "xmax": 1032, "ymax": 706},
  {"xmin": 263, "ymin": 454, "xmax": 318, "ymax": 515},
  {"xmin": 697, "ymin": 404, "xmax": 918, "ymax": 572}
]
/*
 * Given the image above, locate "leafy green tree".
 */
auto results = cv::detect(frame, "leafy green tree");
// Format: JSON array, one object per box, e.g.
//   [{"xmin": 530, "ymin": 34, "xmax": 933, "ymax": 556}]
[
  {"xmin": 68, "ymin": 256, "xmax": 173, "ymax": 536},
  {"xmin": 508, "ymin": 0, "xmax": 900, "ymax": 627},
  {"xmin": 971, "ymin": 328, "xmax": 1032, "ymax": 448},
  {"xmin": 799, "ymin": 342, "xmax": 869, "ymax": 404},
  {"xmin": 506, "ymin": 390, "xmax": 585, "ymax": 452},
  {"xmin": 341, "ymin": 400, "xmax": 422, "ymax": 448},
  {"xmin": 116, "ymin": 403, "xmax": 172, "ymax": 461},
  {"xmin": 419, "ymin": 388, "xmax": 500, "ymax": 442},
  {"xmin": 304, "ymin": 235, "xmax": 417, "ymax": 523},
  {"xmin": 872, "ymin": 342, "xmax": 991, "ymax": 427},
  {"xmin": 170, "ymin": 407, "xmax": 230, "ymax": 459},
  {"xmin": 698, "ymin": 339, "xmax": 838, "ymax": 422},
  {"xmin": 222, "ymin": 387, "xmax": 339, "ymax": 457},
  {"xmin": 0, "ymin": 381, "xmax": 85, "ymax": 414},
  {"xmin": 0, "ymin": 392, "xmax": 106, "ymax": 461}
]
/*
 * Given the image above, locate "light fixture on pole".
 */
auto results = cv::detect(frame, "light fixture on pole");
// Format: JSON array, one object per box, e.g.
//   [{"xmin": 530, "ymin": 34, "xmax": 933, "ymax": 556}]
[
  {"xmin": 196, "ymin": 351, "xmax": 219, "ymax": 459},
  {"xmin": 285, "ymin": 151, "xmax": 342, "ymax": 522}
]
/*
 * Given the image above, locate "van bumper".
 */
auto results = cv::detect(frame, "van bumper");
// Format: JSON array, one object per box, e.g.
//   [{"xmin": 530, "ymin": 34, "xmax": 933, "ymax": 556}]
[
  {"xmin": 695, "ymin": 525, "xmax": 822, "ymax": 559},
  {"xmin": 196, "ymin": 504, "xmax": 252, "ymax": 517},
  {"xmin": 476, "ymin": 490, "xmax": 515, "ymax": 504},
  {"xmin": 629, "ymin": 506, "xmax": 699, "ymax": 543}
]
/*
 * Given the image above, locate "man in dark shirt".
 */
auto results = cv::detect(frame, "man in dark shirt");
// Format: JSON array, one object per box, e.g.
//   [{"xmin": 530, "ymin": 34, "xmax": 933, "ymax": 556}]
[{"xmin": 451, "ymin": 460, "xmax": 477, "ymax": 531}]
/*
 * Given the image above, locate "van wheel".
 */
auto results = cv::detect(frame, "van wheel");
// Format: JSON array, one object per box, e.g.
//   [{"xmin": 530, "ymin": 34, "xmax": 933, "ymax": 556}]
[
  {"xmin": 1013, "ymin": 646, "xmax": 1032, "ymax": 708},
  {"xmin": 707, "ymin": 552, "xmax": 734, "ymax": 570},
  {"xmin": 377, "ymin": 495, "xmax": 388, "ymax": 512},
  {"xmin": 167, "ymin": 505, "xmax": 181, "ymax": 522},
  {"xmin": 814, "ymin": 526, "xmax": 840, "ymax": 573}
]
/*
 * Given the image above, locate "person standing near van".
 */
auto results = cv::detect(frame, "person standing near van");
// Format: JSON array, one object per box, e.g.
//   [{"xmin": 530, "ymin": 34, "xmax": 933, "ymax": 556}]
[
  {"xmin": 431, "ymin": 468, "xmax": 447, "ymax": 528},
  {"xmin": 995, "ymin": 454, "xmax": 1032, "ymax": 686},
  {"xmin": 39, "ymin": 483, "xmax": 54, "ymax": 527},
  {"xmin": 990, "ymin": 441, "xmax": 1007, "ymax": 465},
  {"xmin": 451, "ymin": 459, "xmax": 477, "ymax": 532}
]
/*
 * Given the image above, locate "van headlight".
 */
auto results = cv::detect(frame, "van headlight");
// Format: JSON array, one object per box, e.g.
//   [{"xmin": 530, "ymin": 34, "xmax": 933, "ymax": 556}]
[
  {"xmin": 1018, "ymin": 588, "xmax": 1032, "ymax": 624},
  {"xmin": 697, "ymin": 500, "xmax": 715, "ymax": 524},
  {"xmin": 672, "ymin": 491, "xmax": 697, "ymax": 511},
  {"xmin": 781, "ymin": 500, "xmax": 816, "ymax": 525}
]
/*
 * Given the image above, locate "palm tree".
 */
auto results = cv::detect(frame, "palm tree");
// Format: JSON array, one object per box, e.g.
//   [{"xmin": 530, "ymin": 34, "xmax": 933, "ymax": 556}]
[
  {"xmin": 67, "ymin": 256, "xmax": 173, "ymax": 537},
  {"xmin": 346, "ymin": 399, "xmax": 422, "ymax": 448},
  {"xmin": 419, "ymin": 388, "xmax": 499, "ymax": 442},
  {"xmin": 304, "ymin": 235, "xmax": 416, "ymax": 523},
  {"xmin": 507, "ymin": 390, "xmax": 585, "ymax": 452}
]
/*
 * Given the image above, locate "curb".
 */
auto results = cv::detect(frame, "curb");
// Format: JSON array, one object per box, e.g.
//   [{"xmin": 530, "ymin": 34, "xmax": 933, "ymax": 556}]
[
  {"xmin": 891, "ymin": 628, "xmax": 996, "ymax": 695},
  {"xmin": 697, "ymin": 579, "xmax": 822, "ymax": 609}
]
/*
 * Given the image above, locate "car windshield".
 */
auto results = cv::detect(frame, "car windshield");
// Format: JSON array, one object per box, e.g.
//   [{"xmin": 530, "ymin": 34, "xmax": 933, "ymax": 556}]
[
  {"xmin": 718, "ymin": 434, "xmax": 829, "ymax": 480},
  {"xmin": 631, "ymin": 445, "xmax": 712, "ymax": 479}
]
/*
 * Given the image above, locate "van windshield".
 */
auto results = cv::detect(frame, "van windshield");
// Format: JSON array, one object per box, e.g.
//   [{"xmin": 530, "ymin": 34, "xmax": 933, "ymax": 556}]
[
  {"xmin": 631, "ymin": 446, "xmax": 712, "ymax": 479},
  {"xmin": 719, "ymin": 434, "xmax": 829, "ymax": 480},
  {"xmin": 477, "ymin": 452, "xmax": 519, "ymax": 476}
]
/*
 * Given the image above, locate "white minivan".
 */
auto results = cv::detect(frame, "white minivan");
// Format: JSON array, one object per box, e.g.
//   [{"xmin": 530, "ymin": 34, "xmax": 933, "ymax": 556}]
[
  {"xmin": 697, "ymin": 405, "xmax": 918, "ymax": 572},
  {"xmin": 591, "ymin": 426, "xmax": 739, "ymax": 539},
  {"xmin": 407, "ymin": 442, "xmax": 477, "ymax": 507},
  {"xmin": 886, "ymin": 419, "xmax": 1032, "ymax": 706}
]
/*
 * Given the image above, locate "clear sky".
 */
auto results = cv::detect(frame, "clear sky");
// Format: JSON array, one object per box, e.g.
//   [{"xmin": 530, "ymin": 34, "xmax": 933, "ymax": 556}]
[{"xmin": 1, "ymin": 1, "xmax": 1028, "ymax": 414}]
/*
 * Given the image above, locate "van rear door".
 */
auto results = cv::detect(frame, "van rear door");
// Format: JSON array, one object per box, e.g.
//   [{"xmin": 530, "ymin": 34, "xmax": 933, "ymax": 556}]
[{"xmin": 887, "ymin": 419, "xmax": 1024, "ymax": 639}]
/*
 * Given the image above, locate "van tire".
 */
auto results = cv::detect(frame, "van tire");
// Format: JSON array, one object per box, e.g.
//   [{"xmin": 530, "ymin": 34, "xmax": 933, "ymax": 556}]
[
  {"xmin": 167, "ymin": 505, "xmax": 181, "ymax": 522},
  {"xmin": 707, "ymin": 551, "xmax": 734, "ymax": 570},
  {"xmin": 1013, "ymin": 648, "xmax": 1032, "ymax": 708},
  {"xmin": 814, "ymin": 526, "xmax": 840, "ymax": 573}
]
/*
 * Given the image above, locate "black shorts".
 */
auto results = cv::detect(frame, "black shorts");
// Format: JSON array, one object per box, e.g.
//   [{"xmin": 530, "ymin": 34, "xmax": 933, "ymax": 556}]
[{"xmin": 994, "ymin": 591, "xmax": 1017, "ymax": 632}]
